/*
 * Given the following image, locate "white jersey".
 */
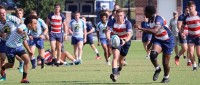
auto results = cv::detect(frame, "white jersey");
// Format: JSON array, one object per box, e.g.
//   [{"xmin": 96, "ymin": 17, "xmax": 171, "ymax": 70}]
[
  {"xmin": 6, "ymin": 24, "xmax": 28, "ymax": 48},
  {"xmin": 96, "ymin": 21, "xmax": 107, "ymax": 38},
  {"xmin": 0, "ymin": 14, "xmax": 21, "ymax": 41}
]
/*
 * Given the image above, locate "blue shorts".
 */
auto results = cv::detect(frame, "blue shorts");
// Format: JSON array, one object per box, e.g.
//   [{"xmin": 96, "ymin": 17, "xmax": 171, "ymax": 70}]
[
  {"xmin": 100, "ymin": 38, "xmax": 108, "ymax": 45},
  {"xmin": 112, "ymin": 41, "xmax": 131, "ymax": 56},
  {"xmin": 178, "ymin": 33, "xmax": 187, "ymax": 44},
  {"xmin": 28, "ymin": 38, "xmax": 44, "ymax": 49},
  {"xmin": 85, "ymin": 36, "xmax": 93, "ymax": 45},
  {"xmin": 6, "ymin": 46, "xmax": 27, "ymax": 63},
  {"xmin": 142, "ymin": 33, "xmax": 152, "ymax": 43},
  {"xmin": 49, "ymin": 32, "xmax": 63, "ymax": 43},
  {"xmin": 153, "ymin": 36, "xmax": 175, "ymax": 55},
  {"xmin": 0, "ymin": 40, "xmax": 6, "ymax": 53},
  {"xmin": 187, "ymin": 35, "xmax": 200, "ymax": 46},
  {"xmin": 71, "ymin": 36, "xmax": 83, "ymax": 45}
]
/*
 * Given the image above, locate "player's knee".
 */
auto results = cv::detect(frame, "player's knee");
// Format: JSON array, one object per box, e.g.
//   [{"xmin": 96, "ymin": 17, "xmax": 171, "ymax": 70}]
[
  {"xmin": 150, "ymin": 51, "xmax": 158, "ymax": 60},
  {"xmin": 8, "ymin": 63, "xmax": 14, "ymax": 68}
]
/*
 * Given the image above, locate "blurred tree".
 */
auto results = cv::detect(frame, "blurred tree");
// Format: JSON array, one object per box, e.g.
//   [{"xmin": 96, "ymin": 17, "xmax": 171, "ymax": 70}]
[{"xmin": 17, "ymin": 0, "xmax": 65, "ymax": 20}]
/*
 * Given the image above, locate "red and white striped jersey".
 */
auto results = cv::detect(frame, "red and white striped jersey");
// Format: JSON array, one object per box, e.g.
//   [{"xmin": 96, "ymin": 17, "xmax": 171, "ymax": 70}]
[
  {"xmin": 48, "ymin": 12, "xmax": 66, "ymax": 33},
  {"xmin": 107, "ymin": 20, "xmax": 132, "ymax": 39},
  {"xmin": 149, "ymin": 15, "xmax": 172, "ymax": 41},
  {"xmin": 184, "ymin": 13, "xmax": 200, "ymax": 37}
]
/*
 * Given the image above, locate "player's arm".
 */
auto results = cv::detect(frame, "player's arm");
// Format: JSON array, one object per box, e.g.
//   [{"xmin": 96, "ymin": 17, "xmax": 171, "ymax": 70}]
[
  {"xmin": 68, "ymin": 21, "xmax": 73, "ymax": 35},
  {"xmin": 23, "ymin": 40, "xmax": 32, "ymax": 54},
  {"xmin": 46, "ymin": 16, "xmax": 50, "ymax": 27},
  {"xmin": 96, "ymin": 25, "xmax": 100, "ymax": 45},
  {"xmin": 83, "ymin": 26, "xmax": 87, "ymax": 42},
  {"xmin": 105, "ymin": 28, "xmax": 111, "ymax": 40},
  {"xmin": 124, "ymin": 22, "xmax": 133, "ymax": 42},
  {"xmin": 63, "ymin": 20, "xmax": 68, "ymax": 37}
]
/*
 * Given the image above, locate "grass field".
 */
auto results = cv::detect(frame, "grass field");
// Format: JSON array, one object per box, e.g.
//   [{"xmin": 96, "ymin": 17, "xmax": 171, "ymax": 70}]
[{"xmin": 1, "ymin": 41, "xmax": 200, "ymax": 85}]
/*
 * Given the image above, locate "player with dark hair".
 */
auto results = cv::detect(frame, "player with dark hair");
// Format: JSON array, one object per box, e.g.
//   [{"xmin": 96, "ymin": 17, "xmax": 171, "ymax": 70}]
[
  {"xmin": 46, "ymin": 3, "xmax": 68, "ymax": 66},
  {"xmin": 97, "ymin": 13, "xmax": 112, "ymax": 65},
  {"xmin": 134, "ymin": 5, "xmax": 175, "ymax": 83},
  {"xmin": 0, "ymin": 15, "xmax": 37, "ymax": 83}
]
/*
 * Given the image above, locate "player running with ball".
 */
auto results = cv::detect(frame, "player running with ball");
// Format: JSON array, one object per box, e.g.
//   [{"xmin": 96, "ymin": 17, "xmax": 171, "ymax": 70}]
[{"xmin": 106, "ymin": 9, "xmax": 132, "ymax": 82}]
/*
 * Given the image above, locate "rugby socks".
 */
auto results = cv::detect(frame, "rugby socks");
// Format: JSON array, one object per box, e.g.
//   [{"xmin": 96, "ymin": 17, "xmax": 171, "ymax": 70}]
[
  {"xmin": 118, "ymin": 67, "xmax": 122, "ymax": 72},
  {"xmin": 19, "ymin": 61, "xmax": 24, "ymax": 67},
  {"xmin": 22, "ymin": 72, "xmax": 27, "ymax": 79},
  {"xmin": 193, "ymin": 63, "xmax": 197, "ymax": 67},
  {"xmin": 1, "ymin": 66, "xmax": 6, "ymax": 77},
  {"xmin": 41, "ymin": 58, "xmax": 44, "ymax": 68},
  {"xmin": 94, "ymin": 49, "xmax": 100, "ymax": 56},
  {"xmin": 164, "ymin": 75, "xmax": 169, "ymax": 79},
  {"xmin": 31, "ymin": 57, "xmax": 36, "ymax": 68},
  {"xmin": 155, "ymin": 66, "xmax": 160, "ymax": 70},
  {"xmin": 112, "ymin": 68, "xmax": 118, "ymax": 75}
]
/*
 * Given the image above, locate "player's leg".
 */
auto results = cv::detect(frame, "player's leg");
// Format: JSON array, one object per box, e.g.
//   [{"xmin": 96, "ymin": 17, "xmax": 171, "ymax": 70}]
[
  {"xmin": 0, "ymin": 41, "xmax": 7, "ymax": 71},
  {"xmin": 0, "ymin": 53, "xmax": 6, "ymax": 70},
  {"xmin": 77, "ymin": 38, "xmax": 84, "ymax": 62},
  {"xmin": 15, "ymin": 56, "xmax": 24, "ymax": 69},
  {"xmin": 0, "ymin": 47, "xmax": 15, "ymax": 81},
  {"xmin": 49, "ymin": 41, "xmax": 56, "ymax": 65},
  {"xmin": 37, "ymin": 45, "xmax": 45, "ymax": 69},
  {"xmin": 20, "ymin": 53, "xmax": 30, "ymax": 83},
  {"xmin": 118, "ymin": 41, "xmax": 131, "ymax": 74},
  {"xmin": 161, "ymin": 53, "xmax": 170, "ymax": 83},
  {"xmin": 29, "ymin": 45, "xmax": 36, "ymax": 69},
  {"xmin": 55, "ymin": 41, "xmax": 62, "ymax": 66},
  {"xmin": 110, "ymin": 48, "xmax": 120, "ymax": 82},
  {"xmin": 174, "ymin": 36, "xmax": 179, "ymax": 57},
  {"xmin": 102, "ymin": 44, "xmax": 110, "ymax": 65},
  {"xmin": 90, "ymin": 44, "xmax": 100, "ymax": 59},
  {"xmin": 150, "ymin": 43, "xmax": 162, "ymax": 81}
]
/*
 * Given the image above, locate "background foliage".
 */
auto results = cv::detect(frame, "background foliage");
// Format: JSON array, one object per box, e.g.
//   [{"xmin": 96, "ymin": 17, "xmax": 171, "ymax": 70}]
[{"xmin": 17, "ymin": 0, "xmax": 65, "ymax": 19}]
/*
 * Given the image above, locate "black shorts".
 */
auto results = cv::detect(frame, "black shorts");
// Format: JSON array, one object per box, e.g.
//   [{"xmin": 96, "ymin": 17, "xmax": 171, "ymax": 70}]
[{"xmin": 112, "ymin": 41, "xmax": 131, "ymax": 56}]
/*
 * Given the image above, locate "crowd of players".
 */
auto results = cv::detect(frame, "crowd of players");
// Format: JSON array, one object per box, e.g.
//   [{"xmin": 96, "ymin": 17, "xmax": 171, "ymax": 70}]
[{"xmin": 0, "ymin": 1, "xmax": 199, "ymax": 84}]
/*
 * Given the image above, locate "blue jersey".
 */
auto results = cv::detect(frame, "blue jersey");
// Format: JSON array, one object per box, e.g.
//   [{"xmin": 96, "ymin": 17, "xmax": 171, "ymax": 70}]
[
  {"xmin": 29, "ymin": 18, "xmax": 47, "ymax": 38},
  {"xmin": 6, "ymin": 24, "xmax": 28, "ymax": 48},
  {"xmin": 178, "ymin": 13, "xmax": 188, "ymax": 22},
  {"xmin": 69, "ymin": 19, "xmax": 86, "ymax": 38},
  {"xmin": 0, "ymin": 14, "xmax": 21, "ymax": 41},
  {"xmin": 86, "ymin": 22, "xmax": 93, "ymax": 37}
]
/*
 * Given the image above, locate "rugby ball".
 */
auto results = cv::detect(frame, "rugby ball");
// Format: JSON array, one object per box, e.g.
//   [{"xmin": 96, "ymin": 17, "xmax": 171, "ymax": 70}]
[{"xmin": 110, "ymin": 35, "xmax": 120, "ymax": 48}]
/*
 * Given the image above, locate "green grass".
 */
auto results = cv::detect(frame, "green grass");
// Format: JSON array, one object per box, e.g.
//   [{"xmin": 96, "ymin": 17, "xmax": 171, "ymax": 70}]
[{"xmin": 1, "ymin": 41, "xmax": 200, "ymax": 85}]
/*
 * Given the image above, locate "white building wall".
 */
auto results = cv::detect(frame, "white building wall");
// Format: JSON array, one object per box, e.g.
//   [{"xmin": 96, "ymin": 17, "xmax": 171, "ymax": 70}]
[{"xmin": 157, "ymin": 0, "xmax": 177, "ymax": 24}]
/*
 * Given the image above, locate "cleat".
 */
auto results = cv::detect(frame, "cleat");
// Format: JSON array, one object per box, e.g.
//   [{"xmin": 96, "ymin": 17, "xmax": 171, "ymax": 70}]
[
  {"xmin": 183, "ymin": 56, "xmax": 186, "ymax": 59},
  {"xmin": 123, "ymin": 61, "xmax": 128, "ymax": 66},
  {"xmin": 110, "ymin": 74, "xmax": 118, "ymax": 82},
  {"xmin": 21, "ymin": 78, "xmax": 30, "ymax": 83},
  {"xmin": 146, "ymin": 55, "xmax": 150, "ymax": 59},
  {"xmin": 55, "ymin": 63, "xmax": 60, "ymax": 67},
  {"xmin": 0, "ymin": 77, "xmax": 6, "ymax": 81},
  {"xmin": 96, "ymin": 56, "xmax": 101, "ymax": 60},
  {"xmin": 175, "ymin": 56, "xmax": 180, "ymax": 66},
  {"xmin": 74, "ymin": 61, "xmax": 81, "ymax": 65},
  {"xmin": 153, "ymin": 68, "xmax": 161, "ymax": 81},
  {"xmin": 161, "ymin": 78, "xmax": 170, "ymax": 83},
  {"xmin": 41, "ymin": 64, "xmax": 45, "ymax": 69},
  {"xmin": 193, "ymin": 67, "xmax": 197, "ymax": 71},
  {"xmin": 66, "ymin": 63, "xmax": 74, "ymax": 66},
  {"xmin": 106, "ymin": 61, "xmax": 111, "ymax": 65},
  {"xmin": 187, "ymin": 62, "xmax": 192, "ymax": 66}
]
